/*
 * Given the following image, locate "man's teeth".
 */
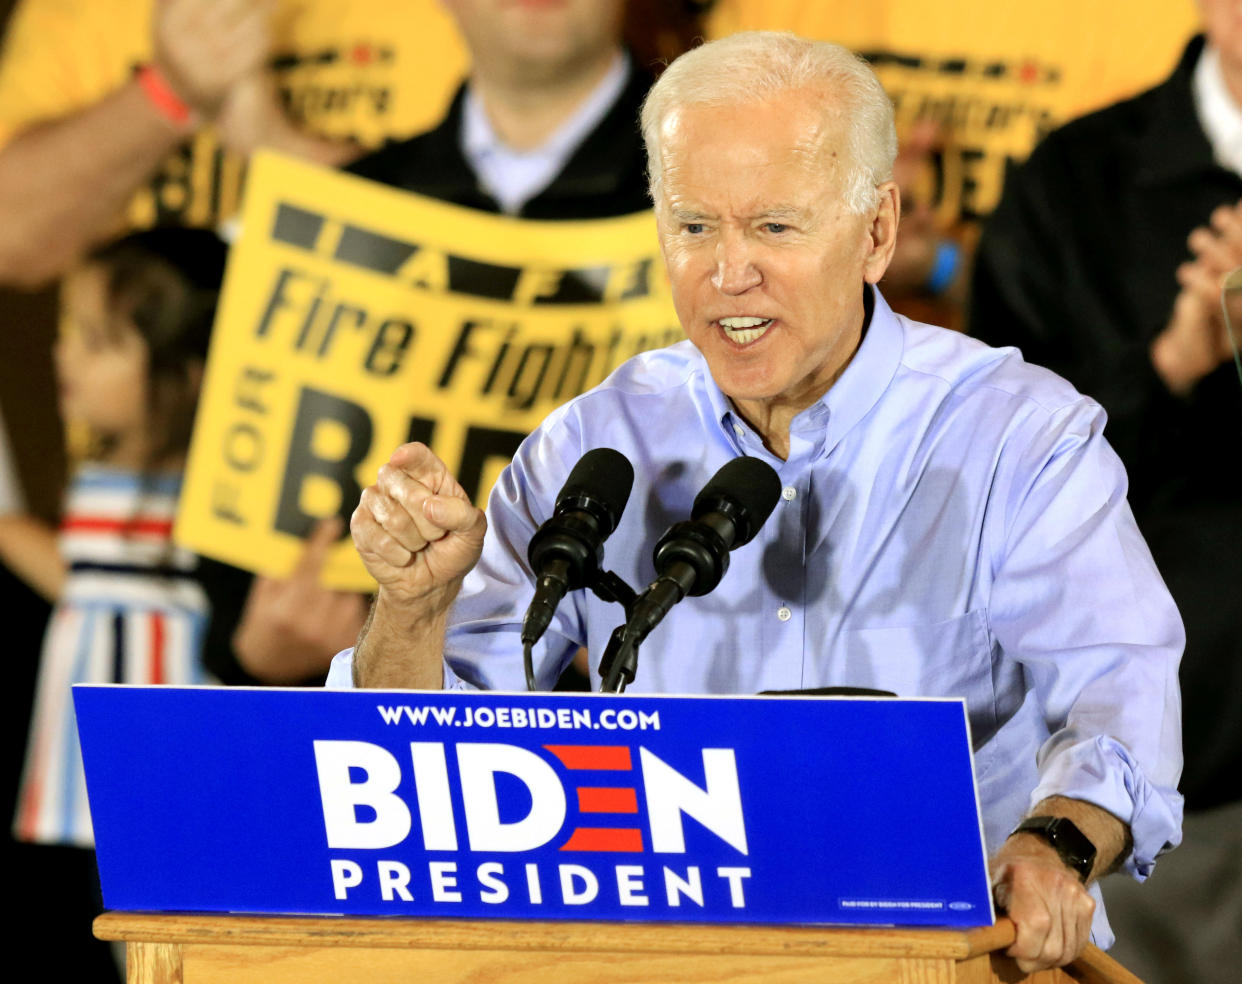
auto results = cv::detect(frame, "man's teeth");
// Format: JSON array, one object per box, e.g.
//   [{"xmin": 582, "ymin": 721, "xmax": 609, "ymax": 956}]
[{"xmin": 719, "ymin": 317, "xmax": 773, "ymax": 343}]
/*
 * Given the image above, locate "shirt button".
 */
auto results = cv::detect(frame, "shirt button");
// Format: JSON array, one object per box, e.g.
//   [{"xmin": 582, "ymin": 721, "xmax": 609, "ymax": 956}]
[
  {"xmin": 777, "ymin": 606, "xmax": 792, "ymax": 622},
  {"xmin": 733, "ymin": 424, "xmax": 745, "ymax": 438},
  {"xmin": 782, "ymin": 486, "xmax": 797, "ymax": 501}
]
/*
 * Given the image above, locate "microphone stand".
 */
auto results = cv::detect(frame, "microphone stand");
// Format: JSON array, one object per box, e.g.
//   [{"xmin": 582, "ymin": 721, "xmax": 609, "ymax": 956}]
[
  {"xmin": 586, "ymin": 568, "xmax": 637, "ymax": 613},
  {"xmin": 534, "ymin": 568, "xmax": 638, "ymax": 695},
  {"xmin": 598, "ymin": 626, "xmax": 640, "ymax": 694},
  {"xmin": 589, "ymin": 569, "xmax": 640, "ymax": 694}
]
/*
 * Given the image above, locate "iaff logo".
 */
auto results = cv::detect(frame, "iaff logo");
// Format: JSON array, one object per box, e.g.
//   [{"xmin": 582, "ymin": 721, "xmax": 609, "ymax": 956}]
[{"xmin": 312, "ymin": 740, "xmax": 752, "ymax": 910}]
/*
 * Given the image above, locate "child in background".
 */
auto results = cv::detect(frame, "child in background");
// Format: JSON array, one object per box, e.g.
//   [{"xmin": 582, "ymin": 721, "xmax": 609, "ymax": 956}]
[{"xmin": 0, "ymin": 228, "xmax": 225, "ymax": 848}]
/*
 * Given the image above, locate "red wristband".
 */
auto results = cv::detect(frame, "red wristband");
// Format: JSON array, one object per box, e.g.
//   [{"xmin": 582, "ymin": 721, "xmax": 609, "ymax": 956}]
[{"xmin": 135, "ymin": 63, "xmax": 198, "ymax": 129}]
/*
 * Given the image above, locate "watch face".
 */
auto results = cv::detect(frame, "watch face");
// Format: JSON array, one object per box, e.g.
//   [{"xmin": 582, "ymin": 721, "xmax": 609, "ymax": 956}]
[{"xmin": 1016, "ymin": 816, "xmax": 1096, "ymax": 882}]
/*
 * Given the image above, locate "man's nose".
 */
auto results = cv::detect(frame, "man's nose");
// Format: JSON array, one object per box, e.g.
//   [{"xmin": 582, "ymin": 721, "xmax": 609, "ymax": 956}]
[{"xmin": 711, "ymin": 232, "xmax": 762, "ymax": 294}]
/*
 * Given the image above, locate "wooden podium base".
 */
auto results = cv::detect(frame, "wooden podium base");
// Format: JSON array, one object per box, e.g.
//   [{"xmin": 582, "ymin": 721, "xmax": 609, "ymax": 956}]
[{"xmin": 95, "ymin": 912, "xmax": 1143, "ymax": 984}]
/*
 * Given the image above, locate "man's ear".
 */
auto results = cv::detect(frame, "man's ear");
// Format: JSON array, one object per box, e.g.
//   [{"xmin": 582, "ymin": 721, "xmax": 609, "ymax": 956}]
[{"xmin": 863, "ymin": 181, "xmax": 900, "ymax": 285}]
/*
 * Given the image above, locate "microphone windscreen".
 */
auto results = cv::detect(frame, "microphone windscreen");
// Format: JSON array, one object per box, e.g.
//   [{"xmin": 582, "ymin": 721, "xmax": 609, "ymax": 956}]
[
  {"xmin": 692, "ymin": 456, "xmax": 781, "ymax": 546},
  {"xmin": 557, "ymin": 448, "xmax": 635, "ymax": 534}
]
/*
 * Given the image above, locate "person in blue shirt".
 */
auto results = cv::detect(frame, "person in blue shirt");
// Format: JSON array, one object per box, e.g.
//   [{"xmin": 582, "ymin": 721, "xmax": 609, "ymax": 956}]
[{"xmin": 337, "ymin": 31, "xmax": 1184, "ymax": 975}]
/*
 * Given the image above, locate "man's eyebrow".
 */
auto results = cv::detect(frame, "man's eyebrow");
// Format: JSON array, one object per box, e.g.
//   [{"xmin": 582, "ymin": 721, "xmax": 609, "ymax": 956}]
[
  {"xmin": 667, "ymin": 205, "xmax": 808, "ymax": 222},
  {"xmin": 669, "ymin": 206, "xmax": 714, "ymax": 222},
  {"xmin": 755, "ymin": 205, "xmax": 805, "ymax": 220}
]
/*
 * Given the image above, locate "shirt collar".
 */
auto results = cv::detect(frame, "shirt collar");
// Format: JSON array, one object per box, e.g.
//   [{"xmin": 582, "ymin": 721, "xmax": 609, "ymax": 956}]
[
  {"xmin": 706, "ymin": 286, "xmax": 904, "ymax": 460},
  {"xmin": 1193, "ymin": 43, "xmax": 1242, "ymax": 177},
  {"xmin": 460, "ymin": 51, "xmax": 630, "ymax": 214}
]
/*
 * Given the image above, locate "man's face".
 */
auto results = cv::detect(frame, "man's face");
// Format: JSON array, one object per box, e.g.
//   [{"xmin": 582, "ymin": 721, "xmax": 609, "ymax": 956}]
[
  {"xmin": 442, "ymin": 0, "xmax": 624, "ymax": 85},
  {"xmin": 654, "ymin": 90, "xmax": 897, "ymax": 423}
]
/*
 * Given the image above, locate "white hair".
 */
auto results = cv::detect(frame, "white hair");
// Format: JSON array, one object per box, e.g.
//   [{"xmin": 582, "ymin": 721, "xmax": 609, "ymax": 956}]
[{"xmin": 640, "ymin": 31, "xmax": 897, "ymax": 215}]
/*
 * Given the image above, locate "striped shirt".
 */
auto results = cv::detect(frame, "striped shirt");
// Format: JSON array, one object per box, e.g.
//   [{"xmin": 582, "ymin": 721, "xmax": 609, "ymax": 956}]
[{"xmin": 15, "ymin": 465, "xmax": 209, "ymax": 847}]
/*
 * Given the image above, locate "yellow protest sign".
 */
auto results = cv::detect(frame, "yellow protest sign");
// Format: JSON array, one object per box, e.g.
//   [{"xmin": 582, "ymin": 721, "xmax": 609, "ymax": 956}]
[{"xmin": 176, "ymin": 152, "xmax": 680, "ymax": 590}]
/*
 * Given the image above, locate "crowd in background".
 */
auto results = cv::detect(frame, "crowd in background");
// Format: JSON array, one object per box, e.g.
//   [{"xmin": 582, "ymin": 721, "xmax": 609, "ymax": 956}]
[{"xmin": 0, "ymin": 1, "xmax": 1236, "ymax": 982}]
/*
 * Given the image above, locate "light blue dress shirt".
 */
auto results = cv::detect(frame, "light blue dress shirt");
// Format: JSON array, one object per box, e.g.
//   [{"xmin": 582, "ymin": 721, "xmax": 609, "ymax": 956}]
[{"xmin": 329, "ymin": 290, "xmax": 1183, "ymax": 944}]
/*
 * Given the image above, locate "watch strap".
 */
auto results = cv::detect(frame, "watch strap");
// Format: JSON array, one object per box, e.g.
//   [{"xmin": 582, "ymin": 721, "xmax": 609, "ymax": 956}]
[{"xmin": 1013, "ymin": 815, "xmax": 1097, "ymax": 883}]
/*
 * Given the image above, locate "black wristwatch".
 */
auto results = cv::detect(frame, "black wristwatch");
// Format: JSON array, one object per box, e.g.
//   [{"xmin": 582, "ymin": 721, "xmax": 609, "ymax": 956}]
[{"xmin": 1011, "ymin": 816, "xmax": 1097, "ymax": 883}]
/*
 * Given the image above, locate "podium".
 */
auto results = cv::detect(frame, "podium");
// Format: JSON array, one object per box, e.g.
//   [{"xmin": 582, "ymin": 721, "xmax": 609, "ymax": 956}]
[
  {"xmin": 95, "ymin": 913, "xmax": 1142, "ymax": 984},
  {"xmin": 78, "ymin": 687, "xmax": 1145, "ymax": 982}
]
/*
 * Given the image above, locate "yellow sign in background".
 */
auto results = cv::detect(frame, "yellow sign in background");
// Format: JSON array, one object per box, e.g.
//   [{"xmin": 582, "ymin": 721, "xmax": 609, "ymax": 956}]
[{"xmin": 176, "ymin": 153, "xmax": 680, "ymax": 590}]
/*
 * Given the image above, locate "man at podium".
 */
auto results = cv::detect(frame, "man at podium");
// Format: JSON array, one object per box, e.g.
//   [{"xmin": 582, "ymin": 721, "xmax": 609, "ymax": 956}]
[{"xmin": 332, "ymin": 32, "xmax": 1184, "ymax": 976}]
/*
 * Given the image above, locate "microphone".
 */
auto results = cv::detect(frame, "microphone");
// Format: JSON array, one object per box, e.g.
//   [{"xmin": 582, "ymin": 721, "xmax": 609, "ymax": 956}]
[
  {"xmin": 521, "ymin": 448, "xmax": 635, "ymax": 654},
  {"xmin": 623, "ymin": 456, "xmax": 781, "ymax": 646}
]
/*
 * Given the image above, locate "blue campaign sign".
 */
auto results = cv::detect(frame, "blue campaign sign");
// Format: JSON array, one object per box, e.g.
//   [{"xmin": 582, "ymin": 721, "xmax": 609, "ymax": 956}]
[{"xmin": 74, "ymin": 686, "xmax": 993, "ymax": 927}]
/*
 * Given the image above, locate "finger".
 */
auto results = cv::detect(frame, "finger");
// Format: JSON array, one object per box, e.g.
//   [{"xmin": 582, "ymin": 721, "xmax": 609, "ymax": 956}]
[
  {"xmin": 422, "ymin": 493, "xmax": 486, "ymax": 535},
  {"xmin": 1007, "ymin": 874, "xmax": 1093, "ymax": 972},
  {"xmin": 1003, "ymin": 891, "xmax": 1054, "ymax": 971},
  {"xmin": 1061, "ymin": 887, "xmax": 1095, "ymax": 966},
  {"xmin": 351, "ymin": 495, "xmax": 416, "ymax": 570},
  {"xmin": 361, "ymin": 477, "xmax": 433, "ymax": 557},
  {"xmin": 1035, "ymin": 894, "xmax": 1066, "ymax": 971},
  {"xmin": 991, "ymin": 875, "xmax": 1011, "ymax": 913},
  {"xmin": 1035, "ymin": 888, "xmax": 1082, "ymax": 972},
  {"xmin": 1209, "ymin": 204, "xmax": 1242, "ymax": 252},
  {"xmin": 389, "ymin": 442, "xmax": 465, "ymax": 498},
  {"xmin": 291, "ymin": 516, "xmax": 345, "ymax": 581},
  {"xmin": 1168, "ymin": 284, "xmax": 1213, "ymax": 334},
  {"xmin": 375, "ymin": 462, "xmax": 447, "ymax": 547},
  {"xmin": 1212, "ymin": 199, "xmax": 1242, "ymax": 225},
  {"xmin": 1166, "ymin": 289, "xmax": 1232, "ymax": 368},
  {"xmin": 993, "ymin": 863, "xmax": 1057, "ymax": 972},
  {"xmin": 1187, "ymin": 227, "xmax": 1242, "ymax": 275},
  {"xmin": 1177, "ymin": 261, "xmax": 1224, "ymax": 307},
  {"xmin": 243, "ymin": 573, "xmax": 278, "ymax": 609}
]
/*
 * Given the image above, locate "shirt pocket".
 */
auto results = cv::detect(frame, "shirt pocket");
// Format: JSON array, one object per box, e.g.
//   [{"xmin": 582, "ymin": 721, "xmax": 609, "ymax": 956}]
[{"xmin": 838, "ymin": 610, "xmax": 999, "ymax": 746}]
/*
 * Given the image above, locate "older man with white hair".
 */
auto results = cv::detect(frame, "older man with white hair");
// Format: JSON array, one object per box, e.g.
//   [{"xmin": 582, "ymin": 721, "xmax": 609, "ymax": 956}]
[{"xmin": 337, "ymin": 32, "xmax": 1183, "ymax": 973}]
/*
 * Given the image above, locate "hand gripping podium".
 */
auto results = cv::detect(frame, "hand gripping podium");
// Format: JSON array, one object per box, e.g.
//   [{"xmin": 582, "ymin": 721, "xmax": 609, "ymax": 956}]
[{"xmin": 76, "ymin": 686, "xmax": 1143, "ymax": 983}]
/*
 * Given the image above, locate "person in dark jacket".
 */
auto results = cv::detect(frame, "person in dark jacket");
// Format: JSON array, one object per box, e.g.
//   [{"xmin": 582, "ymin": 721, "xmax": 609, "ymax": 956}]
[
  {"xmin": 970, "ymin": 10, "xmax": 1242, "ymax": 980},
  {"xmin": 204, "ymin": 0, "xmax": 682, "ymax": 689}
]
